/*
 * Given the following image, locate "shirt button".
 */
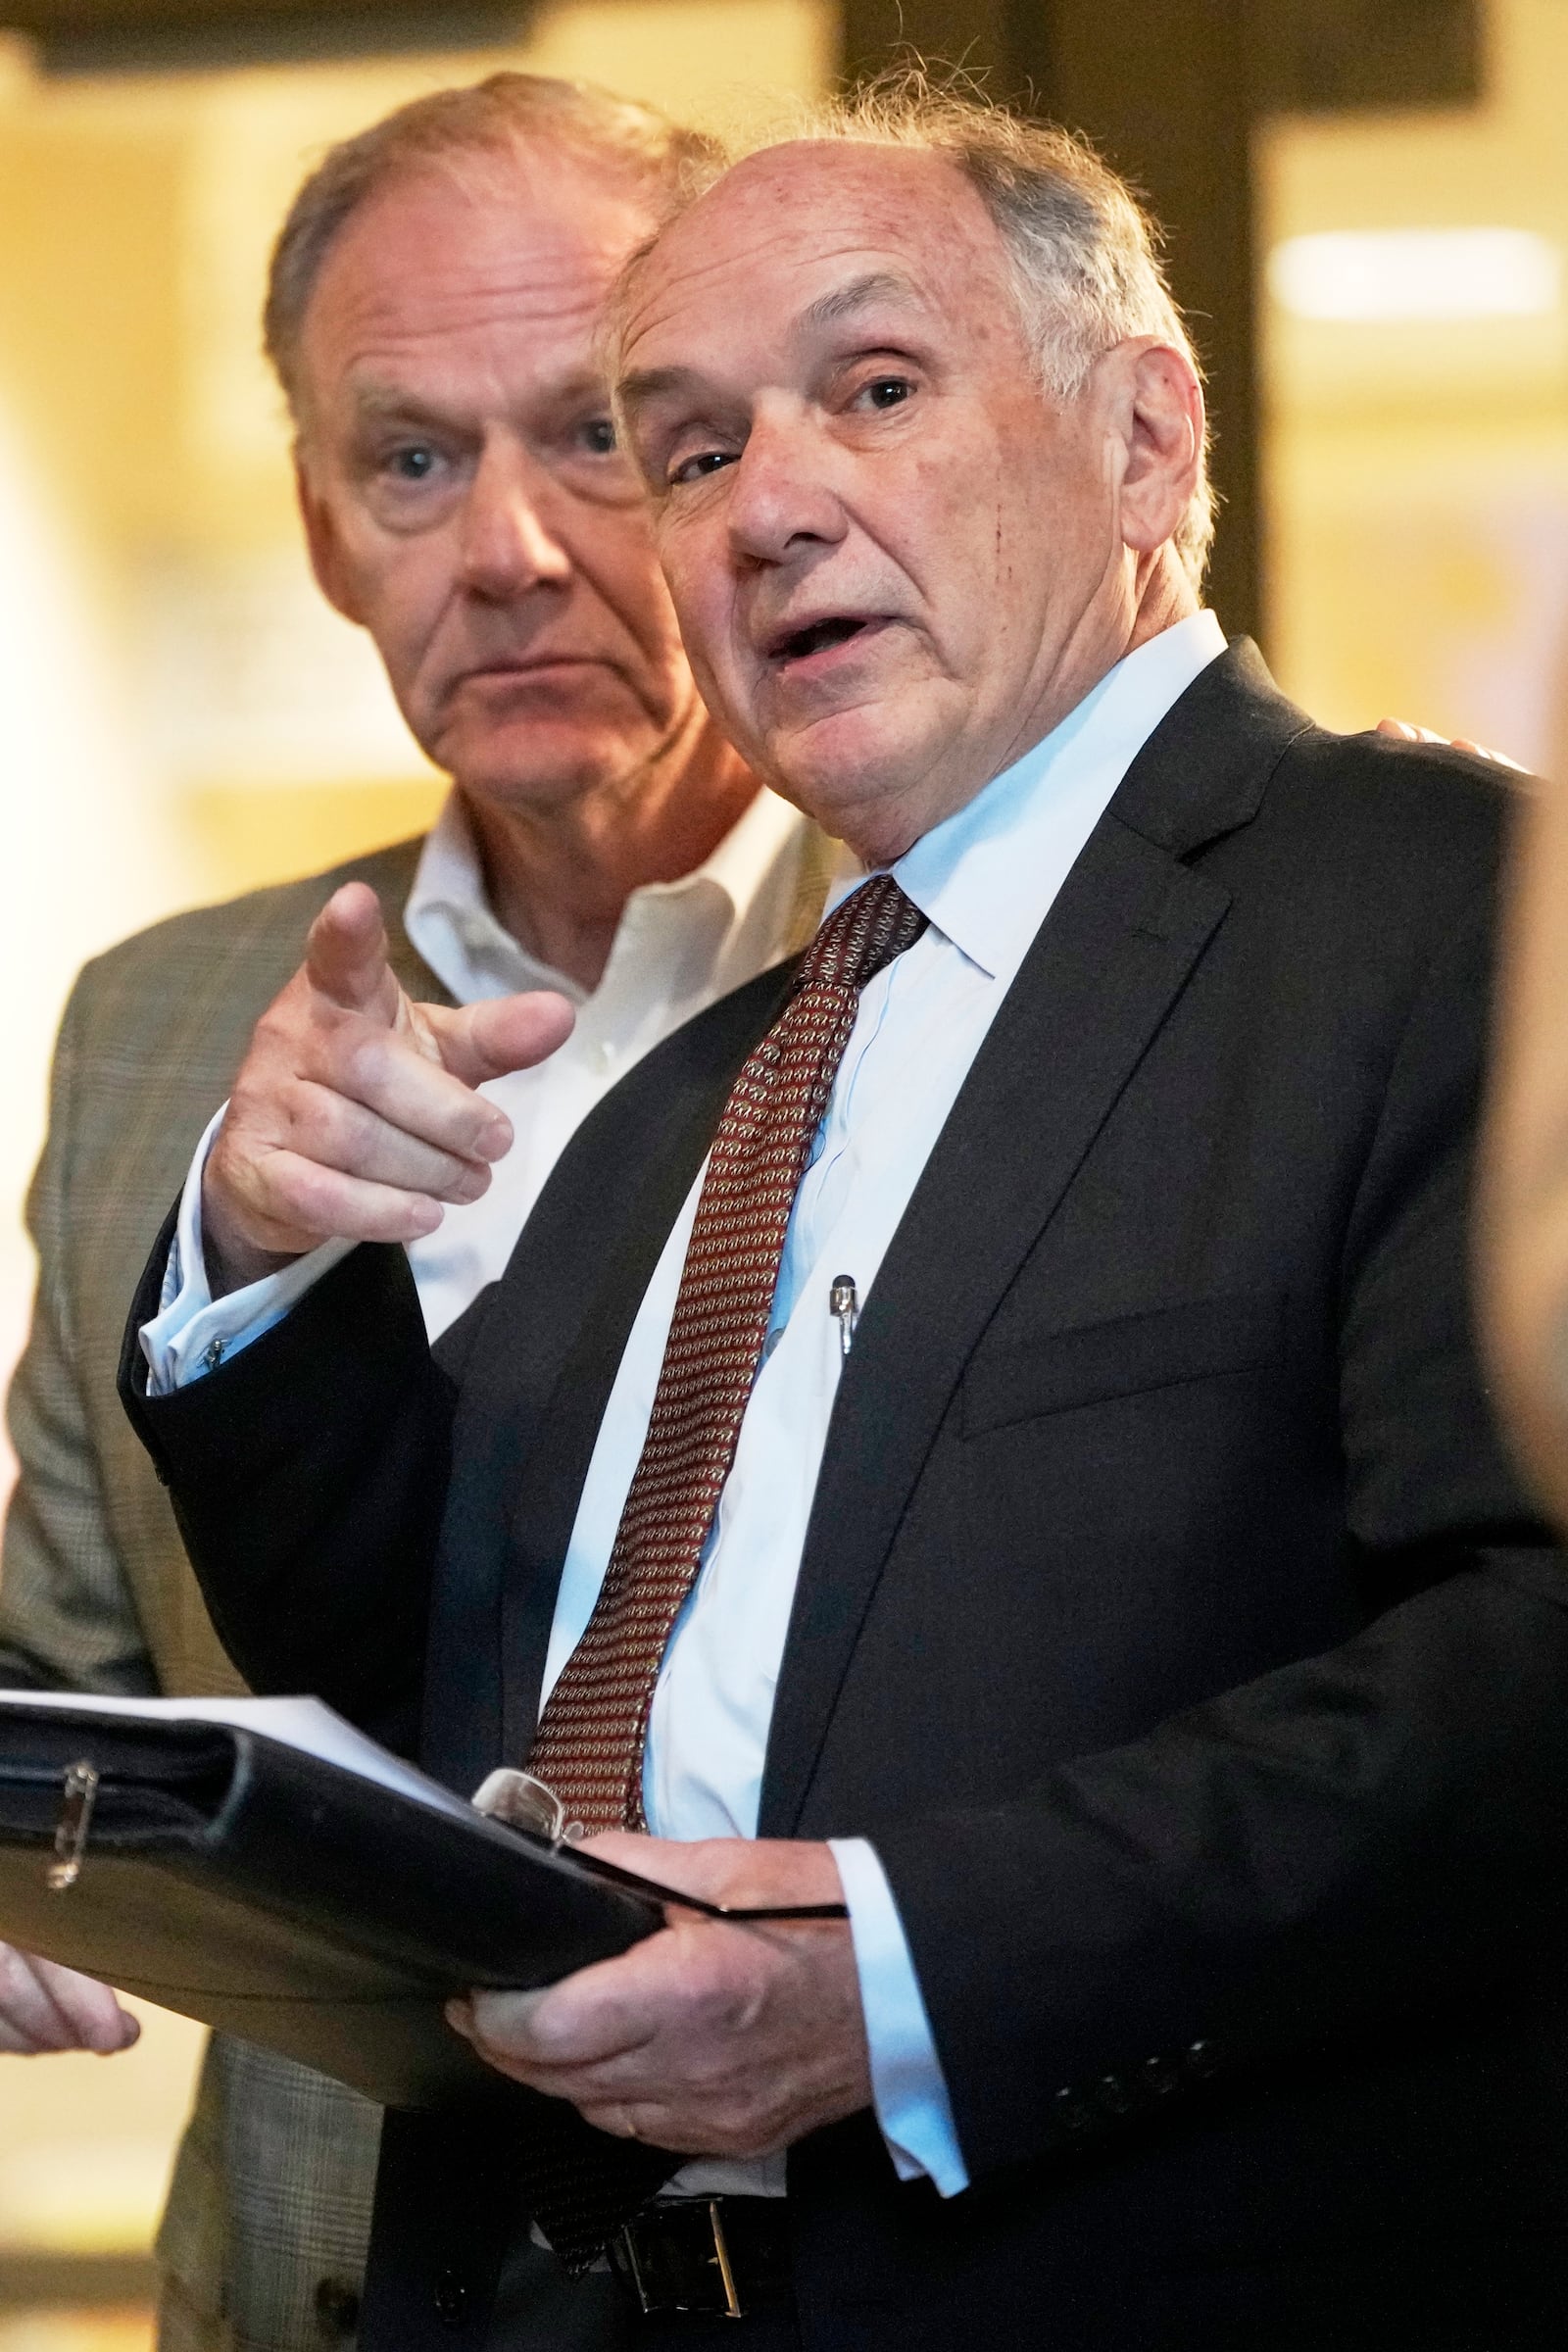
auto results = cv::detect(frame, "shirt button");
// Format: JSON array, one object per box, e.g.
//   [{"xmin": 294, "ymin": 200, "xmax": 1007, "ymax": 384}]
[
  {"xmin": 761, "ymin": 1326, "xmax": 784, "ymax": 1361},
  {"xmin": 202, "ymin": 1338, "xmax": 224, "ymax": 1373},
  {"xmin": 595, "ymin": 1040, "xmax": 615, "ymax": 1073}
]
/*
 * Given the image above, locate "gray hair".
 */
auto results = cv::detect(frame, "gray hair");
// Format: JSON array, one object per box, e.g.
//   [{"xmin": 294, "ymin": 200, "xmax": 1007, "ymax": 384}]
[
  {"xmin": 629, "ymin": 73, "xmax": 1216, "ymax": 590},
  {"xmin": 265, "ymin": 72, "xmax": 721, "ymax": 430}
]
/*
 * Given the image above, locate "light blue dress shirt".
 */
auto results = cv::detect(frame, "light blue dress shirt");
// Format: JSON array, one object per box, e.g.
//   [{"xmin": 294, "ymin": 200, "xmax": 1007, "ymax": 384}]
[{"xmin": 142, "ymin": 611, "xmax": 1228, "ymax": 2203}]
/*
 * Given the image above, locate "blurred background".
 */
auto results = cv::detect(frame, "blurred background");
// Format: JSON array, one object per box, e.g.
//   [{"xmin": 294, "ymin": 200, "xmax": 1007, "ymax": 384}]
[{"xmin": 0, "ymin": 0, "xmax": 1563, "ymax": 2340}]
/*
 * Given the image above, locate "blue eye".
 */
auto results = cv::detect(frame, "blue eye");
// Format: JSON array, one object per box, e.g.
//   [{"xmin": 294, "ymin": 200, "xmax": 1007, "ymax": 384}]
[{"xmin": 390, "ymin": 445, "xmax": 437, "ymax": 480}]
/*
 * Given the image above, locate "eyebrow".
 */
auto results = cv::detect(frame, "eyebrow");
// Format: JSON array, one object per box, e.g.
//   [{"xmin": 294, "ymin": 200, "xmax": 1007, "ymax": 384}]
[
  {"xmin": 800, "ymin": 268, "xmax": 928, "ymax": 331},
  {"xmin": 344, "ymin": 382, "xmax": 452, "ymax": 433},
  {"xmin": 344, "ymin": 367, "xmax": 612, "ymax": 434},
  {"xmin": 618, "ymin": 269, "xmax": 930, "ymax": 416},
  {"xmin": 616, "ymin": 362, "xmax": 702, "ymax": 415}
]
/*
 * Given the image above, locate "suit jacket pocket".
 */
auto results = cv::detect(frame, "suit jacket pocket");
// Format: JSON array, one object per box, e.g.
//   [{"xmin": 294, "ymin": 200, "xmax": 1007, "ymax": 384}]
[{"xmin": 962, "ymin": 1292, "xmax": 1286, "ymax": 1436}]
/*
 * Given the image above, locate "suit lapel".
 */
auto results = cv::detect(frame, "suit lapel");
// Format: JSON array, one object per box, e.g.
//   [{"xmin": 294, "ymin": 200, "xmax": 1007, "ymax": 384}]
[{"xmin": 760, "ymin": 640, "xmax": 1313, "ymax": 1834}]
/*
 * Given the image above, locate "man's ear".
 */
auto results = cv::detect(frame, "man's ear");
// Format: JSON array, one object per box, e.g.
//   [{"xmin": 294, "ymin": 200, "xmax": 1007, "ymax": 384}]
[
  {"xmin": 1114, "ymin": 341, "xmax": 1204, "ymax": 558},
  {"xmin": 295, "ymin": 449, "xmax": 366, "ymax": 625}
]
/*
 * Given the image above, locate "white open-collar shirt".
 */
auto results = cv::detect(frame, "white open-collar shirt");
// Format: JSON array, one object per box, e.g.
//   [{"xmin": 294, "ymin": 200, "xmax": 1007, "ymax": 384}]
[
  {"xmin": 145, "ymin": 611, "xmax": 1228, "ymax": 2206},
  {"xmin": 396, "ymin": 779, "xmax": 809, "ymax": 1339}
]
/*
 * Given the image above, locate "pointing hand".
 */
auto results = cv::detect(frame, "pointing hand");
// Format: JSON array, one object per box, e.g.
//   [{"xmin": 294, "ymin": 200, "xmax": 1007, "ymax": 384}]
[{"xmin": 203, "ymin": 882, "xmax": 574, "ymax": 1294}]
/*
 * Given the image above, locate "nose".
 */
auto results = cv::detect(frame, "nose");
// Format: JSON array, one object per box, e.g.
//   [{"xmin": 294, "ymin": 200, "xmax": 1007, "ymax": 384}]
[
  {"xmin": 724, "ymin": 411, "xmax": 847, "ymax": 569},
  {"xmin": 457, "ymin": 442, "xmax": 571, "ymax": 601}
]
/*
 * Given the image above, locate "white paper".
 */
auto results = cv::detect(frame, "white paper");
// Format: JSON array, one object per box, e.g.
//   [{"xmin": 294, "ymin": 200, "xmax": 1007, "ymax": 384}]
[{"xmin": 0, "ymin": 1689, "xmax": 480, "ymax": 1826}]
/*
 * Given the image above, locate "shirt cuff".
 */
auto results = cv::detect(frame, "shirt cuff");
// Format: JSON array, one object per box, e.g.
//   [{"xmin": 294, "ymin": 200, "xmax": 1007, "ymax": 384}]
[
  {"xmin": 827, "ymin": 1835, "xmax": 969, "ymax": 2196},
  {"xmin": 138, "ymin": 1104, "xmax": 355, "ymax": 1396}
]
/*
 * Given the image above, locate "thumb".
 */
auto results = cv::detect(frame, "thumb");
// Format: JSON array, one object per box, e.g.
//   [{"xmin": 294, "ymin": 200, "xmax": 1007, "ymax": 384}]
[
  {"xmin": 426, "ymin": 989, "xmax": 576, "ymax": 1088},
  {"xmin": 304, "ymin": 883, "xmax": 401, "ymax": 1020}
]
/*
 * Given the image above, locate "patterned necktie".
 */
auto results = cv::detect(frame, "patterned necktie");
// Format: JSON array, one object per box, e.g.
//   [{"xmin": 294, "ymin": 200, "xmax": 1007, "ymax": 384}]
[
  {"xmin": 527, "ymin": 871, "xmax": 928, "ymax": 1833},
  {"xmin": 516, "ymin": 873, "xmax": 928, "ymax": 2274}
]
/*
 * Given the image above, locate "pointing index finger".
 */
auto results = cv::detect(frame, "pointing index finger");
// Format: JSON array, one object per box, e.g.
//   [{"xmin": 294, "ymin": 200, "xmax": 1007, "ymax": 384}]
[{"xmin": 304, "ymin": 883, "xmax": 402, "ymax": 1021}]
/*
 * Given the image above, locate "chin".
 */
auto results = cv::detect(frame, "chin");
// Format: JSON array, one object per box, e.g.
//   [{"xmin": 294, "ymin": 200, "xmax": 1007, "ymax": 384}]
[
  {"xmin": 442, "ymin": 720, "xmax": 659, "ymax": 812},
  {"xmin": 756, "ymin": 708, "xmax": 936, "ymax": 847}
]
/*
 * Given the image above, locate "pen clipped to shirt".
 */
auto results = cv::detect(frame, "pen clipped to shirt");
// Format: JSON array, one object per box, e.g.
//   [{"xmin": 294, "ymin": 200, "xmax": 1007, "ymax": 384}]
[{"xmin": 830, "ymin": 1276, "xmax": 858, "ymax": 1358}]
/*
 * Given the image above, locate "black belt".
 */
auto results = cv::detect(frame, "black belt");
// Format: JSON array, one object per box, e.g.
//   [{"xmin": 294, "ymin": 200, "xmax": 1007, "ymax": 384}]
[{"xmin": 608, "ymin": 2196, "xmax": 792, "ymax": 2321}]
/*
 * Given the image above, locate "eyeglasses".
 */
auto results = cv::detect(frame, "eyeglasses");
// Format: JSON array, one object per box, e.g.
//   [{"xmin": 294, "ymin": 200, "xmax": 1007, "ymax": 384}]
[
  {"xmin": 473, "ymin": 1767, "xmax": 586, "ymax": 1850},
  {"xmin": 471, "ymin": 1767, "xmax": 848, "ymax": 1923}
]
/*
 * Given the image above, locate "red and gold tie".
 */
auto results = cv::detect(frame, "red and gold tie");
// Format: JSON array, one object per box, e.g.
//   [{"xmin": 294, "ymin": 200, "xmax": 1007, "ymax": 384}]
[{"xmin": 526, "ymin": 872, "xmax": 928, "ymax": 1834}]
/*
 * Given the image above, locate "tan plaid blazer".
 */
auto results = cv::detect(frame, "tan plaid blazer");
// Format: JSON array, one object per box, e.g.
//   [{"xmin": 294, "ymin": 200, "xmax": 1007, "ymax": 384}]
[{"xmin": 0, "ymin": 824, "xmax": 831, "ymax": 2352}]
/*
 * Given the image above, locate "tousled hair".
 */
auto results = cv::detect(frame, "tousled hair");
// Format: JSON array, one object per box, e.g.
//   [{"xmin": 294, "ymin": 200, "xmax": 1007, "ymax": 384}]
[{"xmin": 622, "ymin": 71, "xmax": 1216, "ymax": 590}]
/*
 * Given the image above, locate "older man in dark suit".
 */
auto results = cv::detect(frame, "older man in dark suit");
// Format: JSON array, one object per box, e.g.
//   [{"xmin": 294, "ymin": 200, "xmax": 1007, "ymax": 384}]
[{"xmin": 123, "ymin": 87, "xmax": 1568, "ymax": 2352}]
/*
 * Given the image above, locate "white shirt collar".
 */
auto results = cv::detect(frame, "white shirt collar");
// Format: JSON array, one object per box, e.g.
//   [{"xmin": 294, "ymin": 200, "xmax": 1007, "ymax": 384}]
[
  {"xmin": 405, "ymin": 781, "xmax": 808, "ymax": 1016},
  {"xmin": 858, "ymin": 610, "xmax": 1227, "ymax": 986}
]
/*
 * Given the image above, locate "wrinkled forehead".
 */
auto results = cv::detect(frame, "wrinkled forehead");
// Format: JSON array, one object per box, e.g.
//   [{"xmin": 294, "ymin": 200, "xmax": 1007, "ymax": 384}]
[
  {"xmin": 311, "ymin": 151, "xmax": 657, "ymax": 344},
  {"xmin": 614, "ymin": 140, "xmax": 1013, "ymax": 379}
]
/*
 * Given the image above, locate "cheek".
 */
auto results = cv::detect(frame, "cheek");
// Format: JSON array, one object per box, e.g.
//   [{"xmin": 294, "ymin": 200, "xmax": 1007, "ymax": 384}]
[
  {"xmin": 653, "ymin": 531, "xmax": 734, "ymax": 677},
  {"xmin": 356, "ymin": 549, "xmax": 456, "ymax": 698},
  {"xmin": 592, "ymin": 526, "xmax": 688, "ymax": 660}
]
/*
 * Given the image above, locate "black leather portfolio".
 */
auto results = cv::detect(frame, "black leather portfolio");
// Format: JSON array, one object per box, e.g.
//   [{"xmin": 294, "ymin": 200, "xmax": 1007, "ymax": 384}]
[{"xmin": 0, "ymin": 1695, "xmax": 665, "ymax": 2108}]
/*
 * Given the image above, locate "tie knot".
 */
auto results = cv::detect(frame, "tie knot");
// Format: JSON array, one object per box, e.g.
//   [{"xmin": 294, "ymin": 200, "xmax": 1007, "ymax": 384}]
[{"xmin": 797, "ymin": 873, "xmax": 928, "ymax": 998}]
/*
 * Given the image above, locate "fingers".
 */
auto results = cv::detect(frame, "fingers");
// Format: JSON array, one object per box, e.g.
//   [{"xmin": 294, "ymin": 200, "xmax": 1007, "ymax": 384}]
[
  {"xmin": 450, "ymin": 1902, "xmax": 870, "ymax": 2158},
  {"xmin": 218, "ymin": 991, "xmax": 574, "ymax": 1251},
  {"xmin": 1378, "ymin": 717, "xmax": 1448, "ymax": 746},
  {"xmin": 263, "ymin": 1067, "xmax": 506, "ymax": 1207},
  {"xmin": 1451, "ymin": 736, "xmax": 1528, "ymax": 772},
  {"xmin": 1377, "ymin": 717, "xmax": 1527, "ymax": 771},
  {"xmin": 458, "ymin": 1943, "xmax": 667, "ymax": 2078},
  {"xmin": 304, "ymin": 885, "xmax": 402, "ymax": 1020},
  {"xmin": 36, "ymin": 1960, "xmax": 141, "ymax": 2052},
  {"xmin": 204, "ymin": 873, "xmax": 575, "ymax": 1269},
  {"xmin": 0, "ymin": 1947, "xmax": 139, "ymax": 2055},
  {"xmin": 424, "ymin": 992, "xmax": 578, "ymax": 1092},
  {"xmin": 580, "ymin": 1831, "xmax": 847, "ymax": 1914}
]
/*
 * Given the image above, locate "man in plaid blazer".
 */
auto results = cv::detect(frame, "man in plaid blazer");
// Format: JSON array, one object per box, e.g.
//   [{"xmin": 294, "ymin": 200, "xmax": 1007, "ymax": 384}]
[{"xmin": 0, "ymin": 74, "xmax": 827, "ymax": 2352}]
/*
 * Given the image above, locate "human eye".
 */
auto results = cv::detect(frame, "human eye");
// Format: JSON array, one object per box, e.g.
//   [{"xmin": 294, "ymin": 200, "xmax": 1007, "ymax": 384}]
[
  {"xmin": 353, "ymin": 427, "xmax": 462, "ymax": 527},
  {"xmin": 386, "ymin": 441, "xmax": 441, "ymax": 480},
  {"xmin": 852, "ymin": 373, "xmax": 915, "ymax": 413},
  {"xmin": 364, "ymin": 436, "xmax": 455, "ymax": 501},
  {"xmin": 667, "ymin": 447, "xmax": 736, "ymax": 488},
  {"xmin": 576, "ymin": 415, "xmax": 617, "ymax": 457}
]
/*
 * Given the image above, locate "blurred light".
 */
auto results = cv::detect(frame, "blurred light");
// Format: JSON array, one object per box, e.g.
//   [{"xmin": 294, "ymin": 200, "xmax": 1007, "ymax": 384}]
[
  {"xmin": 0, "ymin": 2140, "xmax": 171, "ymax": 2253},
  {"xmin": 1268, "ymin": 228, "xmax": 1561, "ymax": 320}
]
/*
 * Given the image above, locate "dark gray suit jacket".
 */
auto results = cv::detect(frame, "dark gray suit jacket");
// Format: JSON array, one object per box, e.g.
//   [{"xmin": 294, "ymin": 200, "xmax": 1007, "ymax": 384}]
[{"xmin": 125, "ymin": 646, "xmax": 1568, "ymax": 2351}]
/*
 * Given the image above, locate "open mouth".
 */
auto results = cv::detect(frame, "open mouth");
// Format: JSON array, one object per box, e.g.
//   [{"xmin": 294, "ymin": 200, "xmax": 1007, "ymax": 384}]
[{"xmin": 768, "ymin": 615, "xmax": 876, "ymax": 664}]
